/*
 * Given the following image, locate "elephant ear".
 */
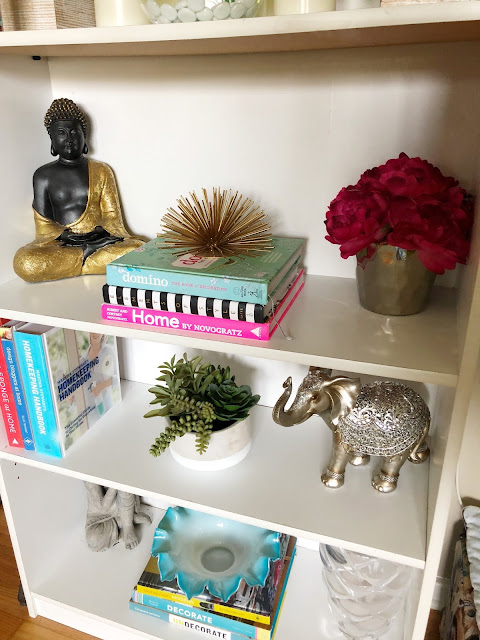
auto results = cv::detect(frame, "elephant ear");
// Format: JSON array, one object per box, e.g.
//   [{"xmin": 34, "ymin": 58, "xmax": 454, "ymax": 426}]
[{"xmin": 323, "ymin": 376, "xmax": 361, "ymax": 426}]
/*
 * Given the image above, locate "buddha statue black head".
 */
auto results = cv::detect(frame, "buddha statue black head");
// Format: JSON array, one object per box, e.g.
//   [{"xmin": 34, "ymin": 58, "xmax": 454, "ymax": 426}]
[{"xmin": 45, "ymin": 98, "xmax": 89, "ymax": 162}]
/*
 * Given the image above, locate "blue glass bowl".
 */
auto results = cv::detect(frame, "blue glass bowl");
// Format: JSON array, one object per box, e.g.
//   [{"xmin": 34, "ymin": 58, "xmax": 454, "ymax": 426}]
[{"xmin": 151, "ymin": 506, "xmax": 281, "ymax": 602}]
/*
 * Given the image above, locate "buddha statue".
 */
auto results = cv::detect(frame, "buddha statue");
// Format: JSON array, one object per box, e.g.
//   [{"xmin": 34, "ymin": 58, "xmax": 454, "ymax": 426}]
[{"xmin": 14, "ymin": 98, "xmax": 144, "ymax": 283}]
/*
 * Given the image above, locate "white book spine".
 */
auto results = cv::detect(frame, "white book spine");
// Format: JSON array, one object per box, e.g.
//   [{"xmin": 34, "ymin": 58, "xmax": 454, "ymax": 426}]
[
  {"xmin": 182, "ymin": 296, "xmax": 191, "ymax": 314},
  {"xmin": 198, "ymin": 297, "xmax": 207, "ymax": 316},
  {"xmin": 137, "ymin": 289, "xmax": 147, "ymax": 308},
  {"xmin": 152, "ymin": 291, "xmax": 161, "ymax": 310},
  {"xmin": 229, "ymin": 301, "xmax": 239, "ymax": 321},
  {"xmin": 213, "ymin": 299, "xmax": 223, "ymax": 318}
]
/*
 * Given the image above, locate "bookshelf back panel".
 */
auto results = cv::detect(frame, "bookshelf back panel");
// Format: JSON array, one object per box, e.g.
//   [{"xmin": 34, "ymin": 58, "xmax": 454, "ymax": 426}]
[
  {"xmin": 42, "ymin": 42, "xmax": 480, "ymax": 283},
  {"xmin": 0, "ymin": 459, "xmax": 87, "ymax": 592},
  {"xmin": 119, "ymin": 336, "xmax": 440, "ymax": 412},
  {"xmin": 0, "ymin": 56, "xmax": 53, "ymax": 285}
]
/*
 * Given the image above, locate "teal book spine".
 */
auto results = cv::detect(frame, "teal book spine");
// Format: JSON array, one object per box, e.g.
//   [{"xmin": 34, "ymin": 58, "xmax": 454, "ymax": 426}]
[
  {"xmin": 1, "ymin": 338, "xmax": 35, "ymax": 451},
  {"xmin": 13, "ymin": 332, "xmax": 62, "ymax": 458},
  {"xmin": 107, "ymin": 265, "xmax": 270, "ymax": 305}
]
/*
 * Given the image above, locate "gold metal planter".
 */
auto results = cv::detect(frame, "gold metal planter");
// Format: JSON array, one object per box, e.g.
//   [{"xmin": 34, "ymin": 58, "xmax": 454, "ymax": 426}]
[{"xmin": 356, "ymin": 245, "xmax": 436, "ymax": 316}]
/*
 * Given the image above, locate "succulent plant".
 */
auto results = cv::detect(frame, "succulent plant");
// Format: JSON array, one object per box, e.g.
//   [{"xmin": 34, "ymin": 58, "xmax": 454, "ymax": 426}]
[
  {"xmin": 149, "ymin": 400, "xmax": 215, "ymax": 457},
  {"xmin": 145, "ymin": 354, "xmax": 259, "ymax": 457},
  {"xmin": 208, "ymin": 381, "xmax": 260, "ymax": 423}
]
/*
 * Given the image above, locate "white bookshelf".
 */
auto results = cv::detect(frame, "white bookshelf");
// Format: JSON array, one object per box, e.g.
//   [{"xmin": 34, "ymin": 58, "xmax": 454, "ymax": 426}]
[
  {"xmin": 0, "ymin": 461, "xmax": 419, "ymax": 640},
  {"xmin": 1, "ymin": 4, "xmax": 480, "ymax": 56},
  {"xmin": 1, "ymin": 9, "xmax": 480, "ymax": 640}
]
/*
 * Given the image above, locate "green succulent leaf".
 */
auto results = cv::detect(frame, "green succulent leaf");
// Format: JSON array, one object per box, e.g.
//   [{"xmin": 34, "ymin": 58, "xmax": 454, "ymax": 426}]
[
  {"xmin": 149, "ymin": 397, "xmax": 164, "ymax": 405},
  {"xmin": 144, "ymin": 407, "xmax": 170, "ymax": 418}
]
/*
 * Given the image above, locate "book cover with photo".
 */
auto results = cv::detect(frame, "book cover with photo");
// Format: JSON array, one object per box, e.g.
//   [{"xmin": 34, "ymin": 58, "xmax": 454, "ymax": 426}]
[
  {"xmin": 73, "ymin": 331, "xmax": 121, "ymax": 432},
  {"xmin": 14, "ymin": 324, "xmax": 121, "ymax": 457}
]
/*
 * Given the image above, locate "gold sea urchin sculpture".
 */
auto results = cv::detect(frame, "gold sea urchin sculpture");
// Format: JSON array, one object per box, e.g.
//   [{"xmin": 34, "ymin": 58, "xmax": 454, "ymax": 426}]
[{"xmin": 159, "ymin": 188, "xmax": 273, "ymax": 257}]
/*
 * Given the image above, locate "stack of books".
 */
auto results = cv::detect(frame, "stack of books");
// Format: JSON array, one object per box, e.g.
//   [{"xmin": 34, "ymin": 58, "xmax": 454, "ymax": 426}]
[
  {"xmin": 129, "ymin": 531, "xmax": 297, "ymax": 639},
  {"xmin": 0, "ymin": 319, "xmax": 121, "ymax": 457},
  {"xmin": 102, "ymin": 236, "xmax": 306, "ymax": 341}
]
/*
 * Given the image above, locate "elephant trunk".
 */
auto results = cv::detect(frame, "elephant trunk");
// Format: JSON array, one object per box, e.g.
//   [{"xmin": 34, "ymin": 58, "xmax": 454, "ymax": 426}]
[{"xmin": 273, "ymin": 377, "xmax": 313, "ymax": 427}]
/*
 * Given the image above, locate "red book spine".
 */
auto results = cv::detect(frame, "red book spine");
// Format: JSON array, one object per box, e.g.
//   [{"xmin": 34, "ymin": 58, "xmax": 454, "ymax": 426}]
[{"xmin": 0, "ymin": 345, "xmax": 24, "ymax": 448}]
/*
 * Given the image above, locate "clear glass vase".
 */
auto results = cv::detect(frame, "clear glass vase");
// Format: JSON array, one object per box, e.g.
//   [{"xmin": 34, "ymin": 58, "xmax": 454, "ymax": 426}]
[{"xmin": 319, "ymin": 544, "xmax": 413, "ymax": 640}]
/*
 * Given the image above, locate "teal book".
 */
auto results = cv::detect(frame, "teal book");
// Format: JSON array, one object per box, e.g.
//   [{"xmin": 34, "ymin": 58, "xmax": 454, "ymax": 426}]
[
  {"xmin": 13, "ymin": 324, "xmax": 62, "ymax": 458},
  {"xmin": 106, "ymin": 236, "xmax": 305, "ymax": 305}
]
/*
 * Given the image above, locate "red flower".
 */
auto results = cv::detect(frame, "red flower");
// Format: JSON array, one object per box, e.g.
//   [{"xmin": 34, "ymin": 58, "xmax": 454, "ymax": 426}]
[
  {"xmin": 325, "ymin": 185, "xmax": 390, "ymax": 259},
  {"xmin": 325, "ymin": 154, "xmax": 474, "ymax": 274}
]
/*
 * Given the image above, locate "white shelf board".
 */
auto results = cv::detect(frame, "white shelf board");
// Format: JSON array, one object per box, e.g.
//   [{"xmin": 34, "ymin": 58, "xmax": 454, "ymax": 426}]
[
  {"xmin": 0, "ymin": 381, "xmax": 428, "ymax": 568},
  {"xmin": 31, "ymin": 528, "xmax": 412, "ymax": 640},
  {"xmin": 1, "ymin": 5, "xmax": 480, "ymax": 56},
  {"xmin": 0, "ymin": 274, "xmax": 458, "ymax": 386}
]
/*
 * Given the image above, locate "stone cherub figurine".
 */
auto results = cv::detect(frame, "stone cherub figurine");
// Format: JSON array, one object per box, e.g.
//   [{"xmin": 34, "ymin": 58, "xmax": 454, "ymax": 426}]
[
  {"xmin": 84, "ymin": 482, "xmax": 152, "ymax": 552},
  {"xmin": 273, "ymin": 367, "xmax": 430, "ymax": 493},
  {"xmin": 14, "ymin": 98, "xmax": 144, "ymax": 283}
]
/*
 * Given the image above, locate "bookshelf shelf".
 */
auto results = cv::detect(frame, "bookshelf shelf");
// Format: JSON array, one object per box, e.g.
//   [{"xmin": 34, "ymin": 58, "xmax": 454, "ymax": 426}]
[
  {"xmin": 0, "ymin": 461, "xmax": 419, "ymax": 640},
  {"xmin": 0, "ymin": 381, "xmax": 428, "ymax": 569},
  {"xmin": 31, "ymin": 547, "xmax": 413, "ymax": 640},
  {"xmin": 0, "ymin": 275, "xmax": 458, "ymax": 387},
  {"xmin": 1, "ymin": 4, "xmax": 480, "ymax": 57}
]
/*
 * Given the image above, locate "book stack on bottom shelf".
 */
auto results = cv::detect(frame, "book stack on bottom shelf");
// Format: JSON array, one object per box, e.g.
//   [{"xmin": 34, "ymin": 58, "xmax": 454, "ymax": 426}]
[
  {"xmin": 128, "ymin": 507, "xmax": 297, "ymax": 640},
  {"xmin": 102, "ymin": 236, "xmax": 306, "ymax": 341}
]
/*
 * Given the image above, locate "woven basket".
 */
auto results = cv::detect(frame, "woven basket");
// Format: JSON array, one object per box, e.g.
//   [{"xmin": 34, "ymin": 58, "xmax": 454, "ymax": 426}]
[{"xmin": 0, "ymin": 0, "xmax": 96, "ymax": 30}]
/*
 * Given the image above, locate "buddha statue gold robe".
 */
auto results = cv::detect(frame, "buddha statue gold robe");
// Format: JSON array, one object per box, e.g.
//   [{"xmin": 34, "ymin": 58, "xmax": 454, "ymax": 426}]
[{"xmin": 14, "ymin": 159, "xmax": 144, "ymax": 283}]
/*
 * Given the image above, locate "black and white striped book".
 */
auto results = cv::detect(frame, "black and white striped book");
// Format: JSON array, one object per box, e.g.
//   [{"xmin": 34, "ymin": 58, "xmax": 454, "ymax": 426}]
[{"xmin": 103, "ymin": 264, "xmax": 300, "ymax": 324}]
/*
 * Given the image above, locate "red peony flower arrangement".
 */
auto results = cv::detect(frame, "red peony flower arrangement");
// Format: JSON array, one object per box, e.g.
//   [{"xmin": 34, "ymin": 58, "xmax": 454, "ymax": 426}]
[{"xmin": 325, "ymin": 153, "xmax": 474, "ymax": 275}]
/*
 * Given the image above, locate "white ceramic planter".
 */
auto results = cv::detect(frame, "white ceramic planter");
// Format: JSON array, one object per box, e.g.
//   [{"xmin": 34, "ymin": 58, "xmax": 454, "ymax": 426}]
[{"xmin": 169, "ymin": 417, "xmax": 252, "ymax": 471}]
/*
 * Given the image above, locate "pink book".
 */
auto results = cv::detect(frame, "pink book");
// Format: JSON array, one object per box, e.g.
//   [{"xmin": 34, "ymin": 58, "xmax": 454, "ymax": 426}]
[{"xmin": 102, "ymin": 272, "xmax": 305, "ymax": 342}]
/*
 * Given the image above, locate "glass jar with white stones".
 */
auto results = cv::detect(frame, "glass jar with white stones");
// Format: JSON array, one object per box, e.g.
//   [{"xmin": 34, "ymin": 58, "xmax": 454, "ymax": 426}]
[{"xmin": 141, "ymin": 0, "xmax": 265, "ymax": 23}]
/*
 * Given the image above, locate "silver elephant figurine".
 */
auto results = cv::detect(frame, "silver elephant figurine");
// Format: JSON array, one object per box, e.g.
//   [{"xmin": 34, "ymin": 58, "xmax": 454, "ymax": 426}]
[{"xmin": 272, "ymin": 367, "xmax": 430, "ymax": 493}]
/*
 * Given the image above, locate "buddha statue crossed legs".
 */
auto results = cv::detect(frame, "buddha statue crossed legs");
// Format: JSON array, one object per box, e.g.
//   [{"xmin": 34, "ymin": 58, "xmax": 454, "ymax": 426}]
[{"xmin": 14, "ymin": 98, "xmax": 143, "ymax": 283}]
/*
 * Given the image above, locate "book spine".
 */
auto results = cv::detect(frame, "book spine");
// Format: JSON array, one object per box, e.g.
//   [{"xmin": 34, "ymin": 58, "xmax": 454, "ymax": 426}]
[
  {"xmin": 129, "ymin": 601, "xmax": 247, "ymax": 640},
  {"xmin": 13, "ymin": 333, "xmax": 62, "ymax": 458},
  {"xmin": 135, "ymin": 585, "xmax": 271, "ymax": 625},
  {"xmin": 101, "ymin": 305, "xmax": 271, "ymax": 341},
  {"xmin": 1, "ymin": 338, "xmax": 35, "ymax": 450},
  {"xmin": 136, "ymin": 547, "xmax": 296, "ymax": 636},
  {"xmin": 132, "ymin": 591, "xmax": 264, "ymax": 639},
  {"xmin": 0, "ymin": 344, "xmax": 24, "ymax": 448},
  {"xmin": 103, "ymin": 284, "xmax": 266, "ymax": 324},
  {"xmin": 106, "ymin": 264, "xmax": 269, "ymax": 304}
]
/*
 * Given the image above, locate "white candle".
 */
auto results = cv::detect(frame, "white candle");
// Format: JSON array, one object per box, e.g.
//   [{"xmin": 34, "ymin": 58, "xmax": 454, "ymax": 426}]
[
  {"xmin": 94, "ymin": 0, "xmax": 152, "ymax": 26},
  {"xmin": 271, "ymin": 0, "xmax": 335, "ymax": 13}
]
